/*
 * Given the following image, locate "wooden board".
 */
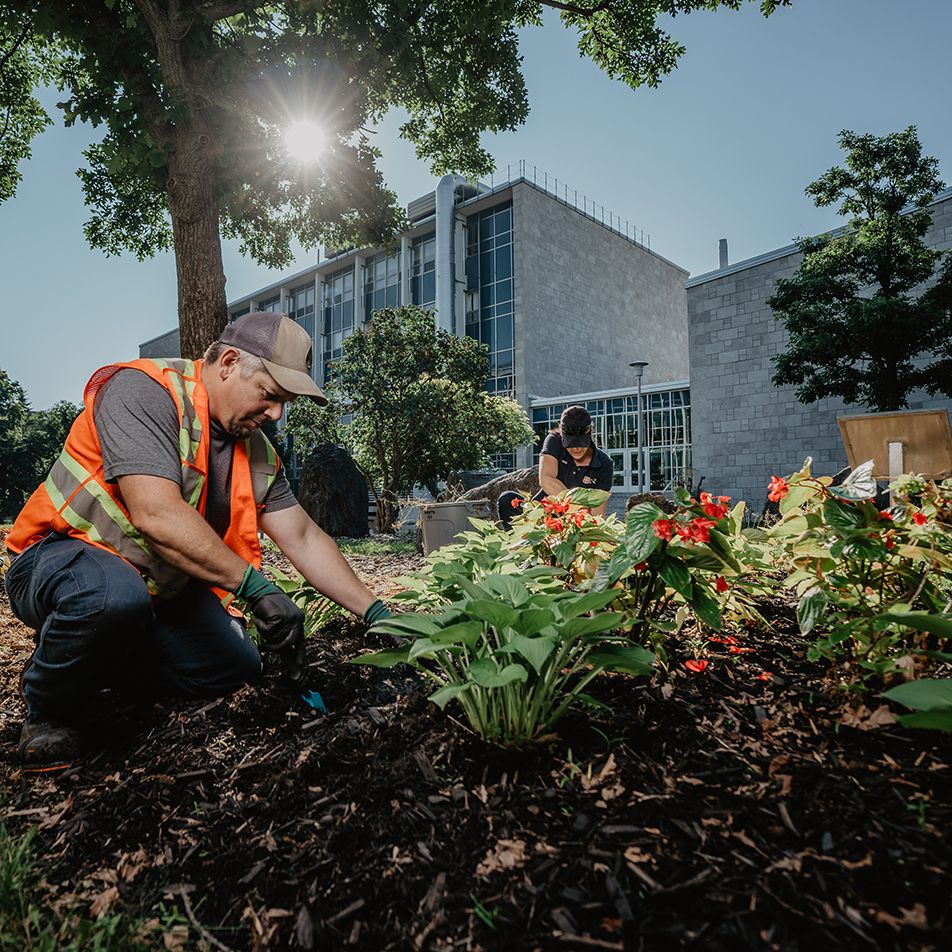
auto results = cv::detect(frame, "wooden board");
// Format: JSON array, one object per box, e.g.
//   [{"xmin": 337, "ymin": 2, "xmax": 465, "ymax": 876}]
[{"xmin": 837, "ymin": 409, "xmax": 952, "ymax": 479}]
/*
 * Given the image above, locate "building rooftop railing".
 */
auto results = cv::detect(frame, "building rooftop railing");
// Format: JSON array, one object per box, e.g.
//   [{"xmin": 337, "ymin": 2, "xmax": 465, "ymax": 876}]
[{"xmin": 467, "ymin": 159, "xmax": 651, "ymax": 251}]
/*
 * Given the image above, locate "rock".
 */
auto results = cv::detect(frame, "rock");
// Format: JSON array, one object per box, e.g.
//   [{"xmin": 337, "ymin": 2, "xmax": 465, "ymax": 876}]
[
  {"xmin": 625, "ymin": 492, "xmax": 677, "ymax": 514},
  {"xmin": 297, "ymin": 444, "xmax": 369, "ymax": 537},
  {"xmin": 453, "ymin": 467, "xmax": 540, "ymax": 516}
]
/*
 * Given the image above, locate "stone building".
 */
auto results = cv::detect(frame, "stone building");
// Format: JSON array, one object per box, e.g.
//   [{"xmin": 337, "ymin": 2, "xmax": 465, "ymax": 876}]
[
  {"xmin": 142, "ymin": 164, "xmax": 692, "ymax": 501},
  {"xmin": 686, "ymin": 188, "xmax": 952, "ymax": 505}
]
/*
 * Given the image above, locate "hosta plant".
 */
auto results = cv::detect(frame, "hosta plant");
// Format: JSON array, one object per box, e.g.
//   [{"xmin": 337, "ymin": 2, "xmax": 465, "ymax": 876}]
[
  {"xmin": 350, "ymin": 572, "xmax": 655, "ymax": 747},
  {"xmin": 266, "ymin": 565, "xmax": 345, "ymax": 638},
  {"xmin": 767, "ymin": 460, "xmax": 952, "ymax": 681}
]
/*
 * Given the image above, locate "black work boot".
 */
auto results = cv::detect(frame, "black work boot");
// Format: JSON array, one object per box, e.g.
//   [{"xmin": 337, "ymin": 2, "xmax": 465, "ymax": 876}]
[{"xmin": 17, "ymin": 716, "xmax": 82, "ymax": 771}]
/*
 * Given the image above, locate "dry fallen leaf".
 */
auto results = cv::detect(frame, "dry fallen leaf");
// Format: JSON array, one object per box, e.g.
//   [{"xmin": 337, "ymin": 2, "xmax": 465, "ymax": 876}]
[
  {"xmin": 90, "ymin": 885, "xmax": 119, "ymax": 919},
  {"xmin": 476, "ymin": 838, "xmax": 528, "ymax": 876},
  {"xmin": 840, "ymin": 704, "xmax": 897, "ymax": 731},
  {"xmin": 873, "ymin": 902, "xmax": 929, "ymax": 930}
]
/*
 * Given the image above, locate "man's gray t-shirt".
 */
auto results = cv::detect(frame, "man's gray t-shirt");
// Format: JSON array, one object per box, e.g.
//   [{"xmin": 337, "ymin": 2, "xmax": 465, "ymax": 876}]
[{"xmin": 93, "ymin": 368, "xmax": 296, "ymax": 536}]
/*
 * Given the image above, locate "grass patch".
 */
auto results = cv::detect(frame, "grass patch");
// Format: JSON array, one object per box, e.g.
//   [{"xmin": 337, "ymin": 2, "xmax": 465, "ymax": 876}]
[
  {"xmin": 0, "ymin": 819, "xmax": 187, "ymax": 951},
  {"xmin": 336, "ymin": 536, "xmax": 418, "ymax": 556}
]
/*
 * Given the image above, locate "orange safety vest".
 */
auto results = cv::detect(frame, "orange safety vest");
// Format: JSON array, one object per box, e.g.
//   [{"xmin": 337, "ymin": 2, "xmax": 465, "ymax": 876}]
[{"xmin": 5, "ymin": 358, "xmax": 280, "ymax": 604}]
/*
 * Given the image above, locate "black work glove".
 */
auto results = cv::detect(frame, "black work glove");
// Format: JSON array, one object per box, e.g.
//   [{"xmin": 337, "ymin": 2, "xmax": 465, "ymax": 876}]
[{"xmin": 234, "ymin": 566, "xmax": 306, "ymax": 668}]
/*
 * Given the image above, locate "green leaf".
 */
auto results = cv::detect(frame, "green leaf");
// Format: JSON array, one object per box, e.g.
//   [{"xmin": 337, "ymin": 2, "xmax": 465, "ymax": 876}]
[
  {"xmin": 512, "ymin": 608, "xmax": 556, "ymax": 637},
  {"xmin": 883, "ymin": 679, "xmax": 952, "ymax": 711},
  {"xmin": 605, "ymin": 543, "xmax": 634, "ymax": 585},
  {"xmin": 897, "ymin": 710, "xmax": 952, "ymax": 731},
  {"xmin": 408, "ymin": 637, "xmax": 442, "ymax": 661},
  {"xmin": 347, "ymin": 648, "xmax": 412, "ymax": 667},
  {"xmin": 507, "ymin": 634, "xmax": 557, "ymax": 673},
  {"xmin": 822, "ymin": 497, "xmax": 865, "ymax": 533},
  {"xmin": 374, "ymin": 614, "xmax": 441, "ymax": 637},
  {"xmin": 468, "ymin": 659, "xmax": 529, "ymax": 688},
  {"xmin": 827, "ymin": 460, "xmax": 877, "ymax": 501},
  {"xmin": 769, "ymin": 513, "xmax": 809, "ymax": 538},
  {"xmin": 659, "ymin": 556, "xmax": 692, "ymax": 598},
  {"xmin": 625, "ymin": 503, "xmax": 664, "ymax": 562},
  {"xmin": 690, "ymin": 584, "xmax": 722, "ymax": 630},
  {"xmin": 701, "ymin": 528, "xmax": 741, "ymax": 572},
  {"xmin": 588, "ymin": 644, "xmax": 656, "ymax": 676},
  {"xmin": 551, "ymin": 541, "xmax": 577, "ymax": 567},
  {"xmin": 428, "ymin": 683, "xmax": 471, "ymax": 710},
  {"xmin": 430, "ymin": 621, "xmax": 484, "ymax": 647},
  {"xmin": 556, "ymin": 590, "xmax": 620, "ymax": 620},
  {"xmin": 483, "ymin": 574, "xmax": 530, "ymax": 606},
  {"xmin": 779, "ymin": 483, "xmax": 814, "ymax": 514},
  {"xmin": 874, "ymin": 612, "xmax": 952, "ymax": 639},
  {"xmin": 465, "ymin": 600, "xmax": 520, "ymax": 629},
  {"xmin": 566, "ymin": 487, "xmax": 610, "ymax": 508},
  {"xmin": 561, "ymin": 612, "xmax": 625, "ymax": 638},
  {"xmin": 797, "ymin": 586, "xmax": 829, "ymax": 635}
]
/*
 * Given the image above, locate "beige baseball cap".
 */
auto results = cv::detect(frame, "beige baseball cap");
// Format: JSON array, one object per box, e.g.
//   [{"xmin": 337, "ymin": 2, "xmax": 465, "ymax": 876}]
[{"xmin": 218, "ymin": 311, "xmax": 327, "ymax": 405}]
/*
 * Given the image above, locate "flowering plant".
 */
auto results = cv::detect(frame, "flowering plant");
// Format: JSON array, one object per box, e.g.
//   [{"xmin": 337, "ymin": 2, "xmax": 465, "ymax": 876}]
[{"xmin": 767, "ymin": 459, "xmax": 952, "ymax": 682}]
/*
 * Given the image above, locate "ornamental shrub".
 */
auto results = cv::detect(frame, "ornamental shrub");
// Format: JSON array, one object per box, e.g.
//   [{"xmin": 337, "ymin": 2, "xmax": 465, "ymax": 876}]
[
  {"xmin": 767, "ymin": 459, "xmax": 952, "ymax": 683},
  {"xmin": 352, "ymin": 485, "xmax": 752, "ymax": 745}
]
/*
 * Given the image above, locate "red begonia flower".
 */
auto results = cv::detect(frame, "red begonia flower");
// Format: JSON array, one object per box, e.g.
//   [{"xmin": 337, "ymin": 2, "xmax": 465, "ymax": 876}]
[
  {"xmin": 652, "ymin": 519, "xmax": 674, "ymax": 541},
  {"xmin": 728, "ymin": 646, "xmax": 753, "ymax": 655},
  {"xmin": 879, "ymin": 510, "xmax": 893, "ymax": 521},
  {"xmin": 633, "ymin": 561, "xmax": 648, "ymax": 572},
  {"xmin": 767, "ymin": 476, "xmax": 789, "ymax": 503},
  {"xmin": 757, "ymin": 672, "xmax": 773, "ymax": 682},
  {"xmin": 685, "ymin": 659, "xmax": 708, "ymax": 673},
  {"xmin": 511, "ymin": 498, "xmax": 521, "ymax": 508},
  {"xmin": 913, "ymin": 512, "xmax": 928, "ymax": 526},
  {"xmin": 715, "ymin": 576, "xmax": 729, "ymax": 593}
]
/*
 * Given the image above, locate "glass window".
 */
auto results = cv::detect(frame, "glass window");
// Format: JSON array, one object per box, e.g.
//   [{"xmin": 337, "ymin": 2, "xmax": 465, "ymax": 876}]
[
  {"xmin": 321, "ymin": 265, "xmax": 356, "ymax": 377},
  {"xmin": 363, "ymin": 251, "xmax": 401, "ymax": 323},
  {"xmin": 288, "ymin": 282, "xmax": 316, "ymax": 340},
  {"xmin": 256, "ymin": 293, "xmax": 281, "ymax": 313},
  {"xmin": 410, "ymin": 234, "xmax": 436, "ymax": 308},
  {"xmin": 228, "ymin": 305, "xmax": 250, "ymax": 322},
  {"xmin": 464, "ymin": 201, "xmax": 514, "ymax": 396}
]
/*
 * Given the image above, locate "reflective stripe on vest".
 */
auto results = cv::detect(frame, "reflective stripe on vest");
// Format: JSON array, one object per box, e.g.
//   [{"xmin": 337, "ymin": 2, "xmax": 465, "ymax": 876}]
[{"xmin": 33, "ymin": 358, "xmax": 279, "ymax": 599}]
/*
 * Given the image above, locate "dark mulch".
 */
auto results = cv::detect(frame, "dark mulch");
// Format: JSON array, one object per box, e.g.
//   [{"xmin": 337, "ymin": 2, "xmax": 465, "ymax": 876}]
[{"xmin": 1, "ymin": 560, "xmax": 950, "ymax": 951}]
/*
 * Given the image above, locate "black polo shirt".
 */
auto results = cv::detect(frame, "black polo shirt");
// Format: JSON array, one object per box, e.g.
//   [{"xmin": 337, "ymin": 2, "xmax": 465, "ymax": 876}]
[{"xmin": 540, "ymin": 433, "xmax": 613, "ymax": 492}]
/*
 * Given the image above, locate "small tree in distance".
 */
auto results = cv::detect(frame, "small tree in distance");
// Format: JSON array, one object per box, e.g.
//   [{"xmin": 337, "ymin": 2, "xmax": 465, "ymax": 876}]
[
  {"xmin": 770, "ymin": 126, "xmax": 952, "ymax": 412},
  {"xmin": 285, "ymin": 306, "xmax": 536, "ymax": 533},
  {"xmin": 0, "ymin": 368, "xmax": 81, "ymax": 520}
]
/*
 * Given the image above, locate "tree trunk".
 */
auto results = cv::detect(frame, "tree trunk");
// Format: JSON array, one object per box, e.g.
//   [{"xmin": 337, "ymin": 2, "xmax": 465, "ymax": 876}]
[{"xmin": 166, "ymin": 132, "xmax": 228, "ymax": 359}]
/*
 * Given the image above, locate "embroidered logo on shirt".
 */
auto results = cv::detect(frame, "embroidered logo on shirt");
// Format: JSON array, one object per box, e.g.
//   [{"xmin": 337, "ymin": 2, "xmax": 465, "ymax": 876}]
[{"xmin": 582, "ymin": 475, "xmax": 595, "ymax": 485}]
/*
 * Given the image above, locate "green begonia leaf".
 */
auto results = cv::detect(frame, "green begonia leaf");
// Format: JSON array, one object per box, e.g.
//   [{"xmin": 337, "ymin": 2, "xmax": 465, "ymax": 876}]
[{"xmin": 626, "ymin": 503, "xmax": 664, "ymax": 563}]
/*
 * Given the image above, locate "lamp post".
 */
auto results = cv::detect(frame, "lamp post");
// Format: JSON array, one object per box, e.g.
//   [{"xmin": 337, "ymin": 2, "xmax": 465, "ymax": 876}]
[{"xmin": 629, "ymin": 361, "xmax": 649, "ymax": 492}]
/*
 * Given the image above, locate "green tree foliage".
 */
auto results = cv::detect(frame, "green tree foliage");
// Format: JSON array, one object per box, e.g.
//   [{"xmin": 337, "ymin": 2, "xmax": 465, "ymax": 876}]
[
  {"xmin": 770, "ymin": 127, "xmax": 952, "ymax": 412},
  {"xmin": 0, "ymin": 368, "xmax": 80, "ymax": 519},
  {"xmin": 0, "ymin": 4, "xmax": 57, "ymax": 202},
  {"xmin": 1, "ymin": 1, "xmax": 790, "ymax": 356},
  {"xmin": 285, "ymin": 306, "xmax": 536, "ymax": 531}
]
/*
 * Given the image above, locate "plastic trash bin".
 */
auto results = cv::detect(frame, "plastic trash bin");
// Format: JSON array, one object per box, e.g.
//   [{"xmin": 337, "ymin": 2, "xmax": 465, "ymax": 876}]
[{"xmin": 419, "ymin": 499, "xmax": 492, "ymax": 555}]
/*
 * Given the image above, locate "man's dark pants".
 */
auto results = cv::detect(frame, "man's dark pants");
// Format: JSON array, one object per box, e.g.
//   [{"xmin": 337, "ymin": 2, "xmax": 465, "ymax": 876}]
[{"xmin": 5, "ymin": 533, "xmax": 262, "ymax": 721}]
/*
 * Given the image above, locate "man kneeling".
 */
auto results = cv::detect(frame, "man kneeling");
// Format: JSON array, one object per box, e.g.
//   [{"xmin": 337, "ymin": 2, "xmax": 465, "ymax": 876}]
[{"xmin": 3, "ymin": 312, "xmax": 389, "ymax": 769}]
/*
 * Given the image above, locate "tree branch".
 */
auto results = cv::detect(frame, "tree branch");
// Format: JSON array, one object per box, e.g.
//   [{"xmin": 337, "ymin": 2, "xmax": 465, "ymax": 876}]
[
  {"xmin": 0, "ymin": 20, "xmax": 31, "ymax": 72},
  {"xmin": 196, "ymin": 1, "xmax": 252, "ymax": 21}
]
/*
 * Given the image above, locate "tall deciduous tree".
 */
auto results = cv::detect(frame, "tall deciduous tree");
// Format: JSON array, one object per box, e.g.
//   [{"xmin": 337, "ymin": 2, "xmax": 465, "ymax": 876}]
[
  {"xmin": 770, "ymin": 127, "xmax": 952, "ymax": 412},
  {"xmin": 285, "ymin": 306, "xmax": 536, "ymax": 532},
  {"xmin": 0, "ymin": 1, "xmax": 791, "ymax": 356}
]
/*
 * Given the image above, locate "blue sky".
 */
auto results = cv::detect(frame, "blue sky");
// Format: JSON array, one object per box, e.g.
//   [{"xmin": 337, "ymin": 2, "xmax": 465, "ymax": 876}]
[{"xmin": 2, "ymin": 0, "xmax": 949, "ymax": 409}]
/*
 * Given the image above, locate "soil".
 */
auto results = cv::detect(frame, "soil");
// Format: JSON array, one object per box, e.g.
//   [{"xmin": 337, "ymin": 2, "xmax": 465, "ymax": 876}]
[{"xmin": 1, "ymin": 550, "xmax": 950, "ymax": 951}]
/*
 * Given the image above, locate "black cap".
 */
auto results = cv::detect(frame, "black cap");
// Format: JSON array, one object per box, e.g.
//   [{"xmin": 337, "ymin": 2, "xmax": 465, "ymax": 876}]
[{"xmin": 559, "ymin": 405, "xmax": 593, "ymax": 448}]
